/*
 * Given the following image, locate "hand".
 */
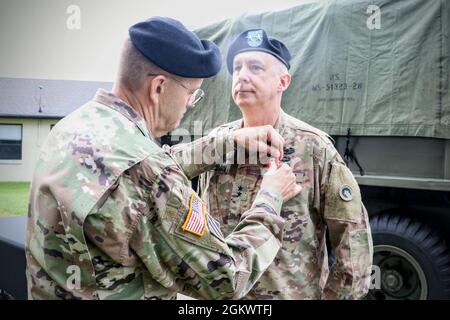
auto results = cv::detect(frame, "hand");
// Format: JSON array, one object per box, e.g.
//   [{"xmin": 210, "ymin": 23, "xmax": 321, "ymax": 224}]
[
  {"xmin": 261, "ymin": 163, "xmax": 302, "ymax": 202},
  {"xmin": 232, "ymin": 125, "xmax": 284, "ymax": 160}
]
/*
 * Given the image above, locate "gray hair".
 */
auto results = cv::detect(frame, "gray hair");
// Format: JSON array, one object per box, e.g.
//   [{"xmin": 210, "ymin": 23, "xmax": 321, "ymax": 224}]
[
  {"xmin": 275, "ymin": 59, "xmax": 289, "ymax": 76},
  {"xmin": 116, "ymin": 38, "xmax": 169, "ymax": 91}
]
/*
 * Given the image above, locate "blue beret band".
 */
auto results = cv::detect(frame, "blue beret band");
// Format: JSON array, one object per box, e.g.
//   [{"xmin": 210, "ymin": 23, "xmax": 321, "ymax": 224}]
[
  {"xmin": 129, "ymin": 17, "xmax": 222, "ymax": 78},
  {"xmin": 226, "ymin": 29, "xmax": 291, "ymax": 74}
]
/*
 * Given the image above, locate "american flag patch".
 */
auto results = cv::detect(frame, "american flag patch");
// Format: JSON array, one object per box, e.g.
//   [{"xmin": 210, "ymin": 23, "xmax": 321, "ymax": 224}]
[{"xmin": 182, "ymin": 193, "xmax": 207, "ymax": 236}]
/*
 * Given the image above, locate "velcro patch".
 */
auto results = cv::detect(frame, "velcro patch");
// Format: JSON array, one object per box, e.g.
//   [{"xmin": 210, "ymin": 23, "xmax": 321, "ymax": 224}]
[
  {"xmin": 323, "ymin": 162, "xmax": 362, "ymax": 223},
  {"xmin": 207, "ymin": 214, "xmax": 224, "ymax": 240},
  {"xmin": 182, "ymin": 193, "xmax": 207, "ymax": 237}
]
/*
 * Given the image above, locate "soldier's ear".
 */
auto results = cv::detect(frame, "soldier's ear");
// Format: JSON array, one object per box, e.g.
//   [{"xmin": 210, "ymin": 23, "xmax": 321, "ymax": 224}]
[
  {"xmin": 148, "ymin": 76, "xmax": 165, "ymax": 104},
  {"xmin": 278, "ymin": 72, "xmax": 291, "ymax": 92}
]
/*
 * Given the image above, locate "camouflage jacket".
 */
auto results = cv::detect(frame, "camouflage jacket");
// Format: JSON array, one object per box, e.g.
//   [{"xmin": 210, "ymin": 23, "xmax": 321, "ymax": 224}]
[
  {"xmin": 25, "ymin": 89, "xmax": 286, "ymax": 300},
  {"xmin": 172, "ymin": 110, "xmax": 373, "ymax": 300}
]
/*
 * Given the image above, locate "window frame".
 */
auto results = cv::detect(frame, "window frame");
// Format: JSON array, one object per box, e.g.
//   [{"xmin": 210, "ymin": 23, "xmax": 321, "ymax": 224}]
[{"xmin": 0, "ymin": 123, "xmax": 23, "ymax": 161}]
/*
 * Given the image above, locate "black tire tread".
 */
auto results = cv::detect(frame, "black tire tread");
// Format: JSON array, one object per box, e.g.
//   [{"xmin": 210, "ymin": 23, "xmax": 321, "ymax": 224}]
[{"xmin": 370, "ymin": 213, "xmax": 450, "ymax": 299}]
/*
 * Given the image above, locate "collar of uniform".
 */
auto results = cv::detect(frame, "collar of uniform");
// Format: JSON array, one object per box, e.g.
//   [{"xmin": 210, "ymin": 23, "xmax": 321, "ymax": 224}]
[
  {"xmin": 225, "ymin": 110, "xmax": 285, "ymax": 169},
  {"xmin": 93, "ymin": 89, "xmax": 154, "ymax": 141},
  {"xmin": 274, "ymin": 109, "xmax": 288, "ymax": 137},
  {"xmin": 237, "ymin": 109, "xmax": 285, "ymax": 132}
]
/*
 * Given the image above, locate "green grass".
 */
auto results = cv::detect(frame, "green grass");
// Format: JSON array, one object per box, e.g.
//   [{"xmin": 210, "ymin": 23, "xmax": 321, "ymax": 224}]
[{"xmin": 0, "ymin": 182, "xmax": 30, "ymax": 217}]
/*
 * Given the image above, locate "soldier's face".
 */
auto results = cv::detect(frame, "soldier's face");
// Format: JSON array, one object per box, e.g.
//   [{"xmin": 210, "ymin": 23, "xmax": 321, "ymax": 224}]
[
  {"xmin": 160, "ymin": 77, "xmax": 203, "ymax": 133},
  {"xmin": 231, "ymin": 52, "xmax": 283, "ymax": 109}
]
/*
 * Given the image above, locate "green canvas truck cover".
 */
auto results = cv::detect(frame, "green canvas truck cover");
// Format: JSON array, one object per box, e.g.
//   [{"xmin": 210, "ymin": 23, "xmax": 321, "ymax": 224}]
[{"xmin": 181, "ymin": 0, "xmax": 449, "ymax": 139}]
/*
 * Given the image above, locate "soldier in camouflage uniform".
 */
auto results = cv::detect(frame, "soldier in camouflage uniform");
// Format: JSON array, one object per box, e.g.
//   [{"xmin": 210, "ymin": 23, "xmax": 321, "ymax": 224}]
[
  {"xmin": 173, "ymin": 29, "xmax": 373, "ymax": 299},
  {"xmin": 25, "ymin": 18, "xmax": 302, "ymax": 300}
]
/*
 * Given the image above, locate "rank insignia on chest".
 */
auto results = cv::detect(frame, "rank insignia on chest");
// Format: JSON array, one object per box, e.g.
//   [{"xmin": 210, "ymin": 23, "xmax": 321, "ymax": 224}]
[{"xmin": 182, "ymin": 193, "xmax": 207, "ymax": 236}]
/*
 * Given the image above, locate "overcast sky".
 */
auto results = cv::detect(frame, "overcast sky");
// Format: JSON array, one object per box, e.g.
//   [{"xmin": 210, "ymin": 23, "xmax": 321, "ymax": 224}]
[{"xmin": 0, "ymin": 0, "xmax": 315, "ymax": 81}]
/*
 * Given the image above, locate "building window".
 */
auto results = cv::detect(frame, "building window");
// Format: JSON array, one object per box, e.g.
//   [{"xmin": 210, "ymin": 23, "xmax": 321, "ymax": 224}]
[{"xmin": 0, "ymin": 124, "xmax": 22, "ymax": 160}]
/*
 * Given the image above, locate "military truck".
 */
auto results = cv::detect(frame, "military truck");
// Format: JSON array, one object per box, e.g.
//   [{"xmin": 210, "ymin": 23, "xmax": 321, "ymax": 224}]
[{"xmin": 175, "ymin": 0, "xmax": 450, "ymax": 299}]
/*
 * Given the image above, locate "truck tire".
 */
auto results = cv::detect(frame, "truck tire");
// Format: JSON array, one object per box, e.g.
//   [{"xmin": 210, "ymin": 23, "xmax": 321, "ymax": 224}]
[{"xmin": 367, "ymin": 214, "xmax": 450, "ymax": 300}]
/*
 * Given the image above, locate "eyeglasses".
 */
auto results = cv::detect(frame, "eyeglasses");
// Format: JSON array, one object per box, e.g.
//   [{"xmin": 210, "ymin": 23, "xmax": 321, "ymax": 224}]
[{"xmin": 147, "ymin": 73, "xmax": 205, "ymax": 107}]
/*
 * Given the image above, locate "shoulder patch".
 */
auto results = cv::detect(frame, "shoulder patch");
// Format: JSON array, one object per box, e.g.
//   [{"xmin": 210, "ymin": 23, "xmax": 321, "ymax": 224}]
[
  {"xmin": 207, "ymin": 214, "xmax": 224, "ymax": 240},
  {"xmin": 182, "ymin": 193, "xmax": 207, "ymax": 237},
  {"xmin": 323, "ymin": 163, "xmax": 362, "ymax": 223},
  {"xmin": 339, "ymin": 184, "xmax": 353, "ymax": 201}
]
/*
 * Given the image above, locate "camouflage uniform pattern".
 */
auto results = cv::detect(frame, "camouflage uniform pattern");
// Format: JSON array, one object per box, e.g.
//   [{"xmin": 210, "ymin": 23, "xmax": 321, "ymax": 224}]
[
  {"xmin": 25, "ymin": 89, "xmax": 286, "ymax": 300},
  {"xmin": 172, "ymin": 110, "xmax": 373, "ymax": 300}
]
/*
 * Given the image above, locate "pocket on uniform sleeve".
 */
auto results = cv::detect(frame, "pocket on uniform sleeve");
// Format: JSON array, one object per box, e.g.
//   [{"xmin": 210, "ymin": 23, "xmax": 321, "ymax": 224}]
[
  {"xmin": 323, "ymin": 162, "xmax": 362, "ymax": 223},
  {"xmin": 349, "ymin": 229, "xmax": 373, "ymax": 288}
]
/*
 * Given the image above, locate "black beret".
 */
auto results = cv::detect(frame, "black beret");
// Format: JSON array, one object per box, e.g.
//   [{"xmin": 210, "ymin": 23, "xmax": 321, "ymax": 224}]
[
  {"xmin": 226, "ymin": 29, "xmax": 291, "ymax": 74},
  {"xmin": 129, "ymin": 17, "xmax": 222, "ymax": 78}
]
